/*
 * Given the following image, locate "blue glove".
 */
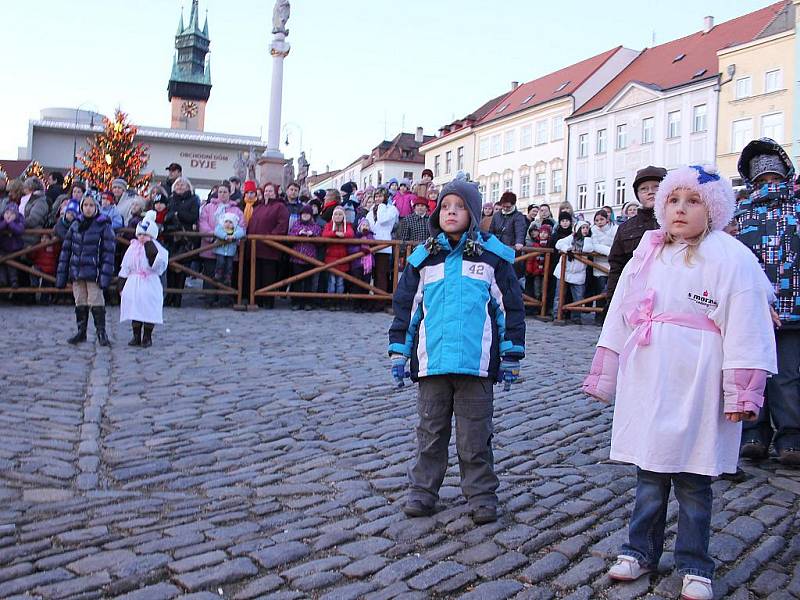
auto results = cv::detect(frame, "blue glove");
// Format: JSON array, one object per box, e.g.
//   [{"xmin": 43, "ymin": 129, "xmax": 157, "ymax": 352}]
[
  {"xmin": 391, "ymin": 355, "xmax": 409, "ymax": 388},
  {"xmin": 498, "ymin": 359, "xmax": 520, "ymax": 391}
]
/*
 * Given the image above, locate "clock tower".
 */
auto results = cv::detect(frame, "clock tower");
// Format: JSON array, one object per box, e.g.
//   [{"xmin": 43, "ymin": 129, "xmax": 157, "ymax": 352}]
[{"xmin": 168, "ymin": 0, "xmax": 211, "ymax": 131}]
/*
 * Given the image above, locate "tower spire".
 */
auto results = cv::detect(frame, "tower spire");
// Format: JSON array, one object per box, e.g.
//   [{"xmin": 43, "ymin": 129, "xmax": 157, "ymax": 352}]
[
  {"xmin": 176, "ymin": 7, "xmax": 184, "ymax": 35},
  {"xmin": 189, "ymin": 0, "xmax": 199, "ymax": 31}
]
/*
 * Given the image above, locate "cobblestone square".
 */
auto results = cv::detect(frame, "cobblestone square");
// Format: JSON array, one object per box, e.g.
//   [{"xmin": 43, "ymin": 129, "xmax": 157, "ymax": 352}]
[{"xmin": 1, "ymin": 306, "xmax": 799, "ymax": 599}]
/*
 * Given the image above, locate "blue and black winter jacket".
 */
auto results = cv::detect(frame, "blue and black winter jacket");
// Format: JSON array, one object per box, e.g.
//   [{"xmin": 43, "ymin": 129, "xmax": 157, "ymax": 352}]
[{"xmin": 388, "ymin": 231, "xmax": 525, "ymax": 381}]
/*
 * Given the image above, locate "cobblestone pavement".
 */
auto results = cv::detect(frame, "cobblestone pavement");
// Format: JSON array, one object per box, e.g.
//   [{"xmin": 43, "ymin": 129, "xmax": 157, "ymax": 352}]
[{"xmin": 2, "ymin": 305, "xmax": 800, "ymax": 600}]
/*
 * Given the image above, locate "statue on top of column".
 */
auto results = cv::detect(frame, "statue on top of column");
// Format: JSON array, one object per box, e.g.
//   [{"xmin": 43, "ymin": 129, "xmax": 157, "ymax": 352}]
[{"xmin": 272, "ymin": 0, "xmax": 290, "ymax": 35}]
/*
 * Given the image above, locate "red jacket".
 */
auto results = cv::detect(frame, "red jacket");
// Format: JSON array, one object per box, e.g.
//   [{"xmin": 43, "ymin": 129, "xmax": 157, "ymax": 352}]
[
  {"xmin": 247, "ymin": 199, "xmax": 289, "ymax": 260},
  {"xmin": 322, "ymin": 221, "xmax": 354, "ymax": 272},
  {"xmin": 526, "ymin": 241, "xmax": 547, "ymax": 276},
  {"xmin": 31, "ymin": 237, "xmax": 61, "ymax": 276}
]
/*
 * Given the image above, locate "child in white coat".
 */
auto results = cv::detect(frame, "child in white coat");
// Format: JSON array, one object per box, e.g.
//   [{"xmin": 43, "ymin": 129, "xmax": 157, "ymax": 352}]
[
  {"xmin": 553, "ymin": 220, "xmax": 594, "ymax": 323},
  {"xmin": 119, "ymin": 211, "xmax": 169, "ymax": 347},
  {"xmin": 582, "ymin": 165, "xmax": 777, "ymax": 600}
]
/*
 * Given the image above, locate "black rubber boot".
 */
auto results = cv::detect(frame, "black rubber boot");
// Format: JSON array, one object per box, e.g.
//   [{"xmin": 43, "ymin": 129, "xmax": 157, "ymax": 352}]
[
  {"xmin": 141, "ymin": 323, "xmax": 154, "ymax": 348},
  {"xmin": 67, "ymin": 305, "xmax": 89, "ymax": 344},
  {"xmin": 128, "ymin": 321, "xmax": 142, "ymax": 346},
  {"xmin": 91, "ymin": 306, "xmax": 110, "ymax": 347}
]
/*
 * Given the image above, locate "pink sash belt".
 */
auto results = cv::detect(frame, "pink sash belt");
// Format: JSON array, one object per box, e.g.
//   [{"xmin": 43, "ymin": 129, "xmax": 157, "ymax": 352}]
[{"xmin": 620, "ymin": 288, "xmax": 720, "ymax": 369}]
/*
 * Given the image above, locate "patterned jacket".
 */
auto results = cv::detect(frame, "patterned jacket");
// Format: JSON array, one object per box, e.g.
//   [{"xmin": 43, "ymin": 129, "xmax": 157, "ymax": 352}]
[
  {"xmin": 735, "ymin": 138, "xmax": 800, "ymax": 328},
  {"xmin": 389, "ymin": 231, "xmax": 525, "ymax": 381}
]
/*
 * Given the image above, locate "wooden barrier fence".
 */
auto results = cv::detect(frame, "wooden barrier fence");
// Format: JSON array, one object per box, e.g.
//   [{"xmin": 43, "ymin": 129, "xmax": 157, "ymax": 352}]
[{"xmin": 0, "ymin": 230, "xmax": 606, "ymax": 321}]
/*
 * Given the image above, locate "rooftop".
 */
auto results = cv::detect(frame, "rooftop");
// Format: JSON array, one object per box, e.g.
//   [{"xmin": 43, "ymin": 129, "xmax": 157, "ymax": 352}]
[
  {"xmin": 574, "ymin": 1, "xmax": 786, "ymax": 117},
  {"xmin": 477, "ymin": 46, "xmax": 624, "ymax": 126}
]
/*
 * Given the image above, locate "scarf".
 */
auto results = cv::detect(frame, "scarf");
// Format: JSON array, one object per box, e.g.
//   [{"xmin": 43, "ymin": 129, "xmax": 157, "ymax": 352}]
[{"xmin": 243, "ymin": 198, "xmax": 257, "ymax": 226}]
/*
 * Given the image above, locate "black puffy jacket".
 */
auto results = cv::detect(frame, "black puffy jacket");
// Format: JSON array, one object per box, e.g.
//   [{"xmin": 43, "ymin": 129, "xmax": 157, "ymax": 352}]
[{"xmin": 56, "ymin": 214, "xmax": 116, "ymax": 289}]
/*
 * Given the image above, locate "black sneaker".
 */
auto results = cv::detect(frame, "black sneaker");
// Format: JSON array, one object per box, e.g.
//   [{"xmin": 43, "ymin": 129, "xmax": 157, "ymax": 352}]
[
  {"xmin": 403, "ymin": 499, "xmax": 434, "ymax": 518},
  {"xmin": 740, "ymin": 441, "xmax": 768, "ymax": 460},
  {"xmin": 471, "ymin": 505, "xmax": 498, "ymax": 524}
]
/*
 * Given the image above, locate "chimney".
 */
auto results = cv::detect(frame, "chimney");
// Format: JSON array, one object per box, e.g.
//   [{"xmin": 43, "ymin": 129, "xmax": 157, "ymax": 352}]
[
  {"xmin": 325, "ymin": 164, "xmax": 330, "ymax": 172},
  {"xmin": 311, "ymin": 170, "xmax": 317, "ymax": 176},
  {"xmin": 703, "ymin": 15, "xmax": 714, "ymax": 33},
  {"xmin": 415, "ymin": 127, "xmax": 424, "ymax": 143},
  {"xmin": 511, "ymin": 81, "xmax": 519, "ymax": 90}
]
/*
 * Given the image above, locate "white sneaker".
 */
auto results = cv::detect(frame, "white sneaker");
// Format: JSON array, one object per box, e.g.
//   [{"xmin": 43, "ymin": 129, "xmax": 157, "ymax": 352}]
[
  {"xmin": 608, "ymin": 555, "xmax": 652, "ymax": 581},
  {"xmin": 681, "ymin": 574, "xmax": 713, "ymax": 600}
]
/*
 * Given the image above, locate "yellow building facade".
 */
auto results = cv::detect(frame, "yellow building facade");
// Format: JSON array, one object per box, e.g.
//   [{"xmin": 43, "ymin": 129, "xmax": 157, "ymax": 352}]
[{"xmin": 717, "ymin": 4, "xmax": 796, "ymax": 184}]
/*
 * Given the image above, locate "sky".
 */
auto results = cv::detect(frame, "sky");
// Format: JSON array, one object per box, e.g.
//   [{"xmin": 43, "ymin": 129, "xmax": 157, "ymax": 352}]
[{"xmin": 0, "ymin": 0, "xmax": 775, "ymax": 176}]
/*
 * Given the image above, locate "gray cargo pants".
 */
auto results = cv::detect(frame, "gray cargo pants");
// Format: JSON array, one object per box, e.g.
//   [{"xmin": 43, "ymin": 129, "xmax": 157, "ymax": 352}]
[{"xmin": 408, "ymin": 375, "xmax": 499, "ymax": 510}]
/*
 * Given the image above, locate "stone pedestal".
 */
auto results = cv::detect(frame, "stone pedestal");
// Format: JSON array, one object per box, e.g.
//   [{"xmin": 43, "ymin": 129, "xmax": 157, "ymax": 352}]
[{"xmin": 257, "ymin": 154, "xmax": 287, "ymax": 188}]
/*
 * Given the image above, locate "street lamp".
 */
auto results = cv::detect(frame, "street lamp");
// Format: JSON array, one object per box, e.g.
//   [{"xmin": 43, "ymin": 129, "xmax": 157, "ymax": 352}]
[
  {"xmin": 281, "ymin": 122, "xmax": 303, "ymax": 154},
  {"xmin": 72, "ymin": 102, "xmax": 98, "ymax": 175}
]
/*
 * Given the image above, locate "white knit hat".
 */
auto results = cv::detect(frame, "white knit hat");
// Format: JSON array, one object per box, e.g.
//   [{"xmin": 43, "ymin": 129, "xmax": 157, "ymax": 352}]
[
  {"xmin": 218, "ymin": 212, "xmax": 239, "ymax": 228},
  {"xmin": 654, "ymin": 165, "xmax": 734, "ymax": 232},
  {"xmin": 136, "ymin": 210, "xmax": 159, "ymax": 238}
]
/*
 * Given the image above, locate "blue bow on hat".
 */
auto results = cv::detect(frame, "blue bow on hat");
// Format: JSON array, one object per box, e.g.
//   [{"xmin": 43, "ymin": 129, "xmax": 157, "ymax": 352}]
[{"xmin": 690, "ymin": 165, "xmax": 720, "ymax": 184}]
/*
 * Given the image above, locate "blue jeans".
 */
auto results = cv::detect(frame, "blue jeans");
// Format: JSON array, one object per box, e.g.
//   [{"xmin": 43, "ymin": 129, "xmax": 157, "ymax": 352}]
[
  {"xmin": 552, "ymin": 281, "xmax": 585, "ymax": 322},
  {"xmin": 327, "ymin": 274, "xmax": 344, "ymax": 294},
  {"xmin": 622, "ymin": 468, "xmax": 714, "ymax": 579}
]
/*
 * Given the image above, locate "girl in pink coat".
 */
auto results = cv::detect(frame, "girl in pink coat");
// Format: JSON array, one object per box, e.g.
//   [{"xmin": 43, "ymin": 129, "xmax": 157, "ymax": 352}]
[{"xmin": 583, "ymin": 165, "xmax": 777, "ymax": 600}]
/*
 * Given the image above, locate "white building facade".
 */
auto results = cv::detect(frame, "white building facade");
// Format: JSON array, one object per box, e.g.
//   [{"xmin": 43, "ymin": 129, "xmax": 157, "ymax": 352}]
[
  {"xmin": 567, "ymin": 80, "xmax": 719, "ymax": 214},
  {"xmin": 421, "ymin": 128, "xmax": 474, "ymax": 188}
]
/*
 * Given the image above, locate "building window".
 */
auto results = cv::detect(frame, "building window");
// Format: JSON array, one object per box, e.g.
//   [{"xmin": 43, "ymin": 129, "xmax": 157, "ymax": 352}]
[
  {"xmin": 535, "ymin": 120, "xmax": 548, "ymax": 145},
  {"xmin": 368, "ymin": 174, "xmax": 373, "ymax": 186},
  {"xmin": 578, "ymin": 133, "xmax": 588, "ymax": 158},
  {"xmin": 577, "ymin": 184, "xmax": 587, "ymax": 210},
  {"xmin": 490, "ymin": 134, "xmax": 501, "ymax": 157},
  {"xmin": 551, "ymin": 116, "xmax": 564, "ymax": 140},
  {"xmin": 765, "ymin": 69, "xmax": 782, "ymax": 93},
  {"xmin": 551, "ymin": 169, "xmax": 563, "ymax": 193},
  {"xmin": 535, "ymin": 173, "xmax": 546, "ymax": 196},
  {"xmin": 403, "ymin": 171, "xmax": 413, "ymax": 180},
  {"xmin": 692, "ymin": 104, "xmax": 707, "ymax": 133},
  {"xmin": 616, "ymin": 124, "xmax": 627, "ymax": 150},
  {"xmin": 731, "ymin": 118, "xmax": 753, "ymax": 152},
  {"xmin": 434, "ymin": 155, "xmax": 441, "ymax": 177},
  {"xmin": 520, "ymin": 175, "xmax": 530, "ymax": 198},
  {"xmin": 490, "ymin": 181, "xmax": 500, "ymax": 202},
  {"xmin": 762, "ymin": 112, "xmax": 784, "ymax": 143},
  {"xmin": 503, "ymin": 177, "xmax": 513, "ymax": 191},
  {"xmin": 642, "ymin": 117, "xmax": 654, "ymax": 144},
  {"xmin": 596, "ymin": 129, "xmax": 607, "ymax": 154},
  {"xmin": 445, "ymin": 150, "xmax": 452, "ymax": 174},
  {"xmin": 456, "ymin": 146, "xmax": 464, "ymax": 171},
  {"xmin": 735, "ymin": 76, "xmax": 752, "ymax": 99},
  {"xmin": 504, "ymin": 130, "xmax": 515, "ymax": 153},
  {"xmin": 520, "ymin": 125, "xmax": 532, "ymax": 149},
  {"xmin": 615, "ymin": 178, "xmax": 626, "ymax": 205},
  {"xmin": 377, "ymin": 170, "xmax": 383, "ymax": 184},
  {"xmin": 478, "ymin": 184, "xmax": 486, "ymax": 197},
  {"xmin": 595, "ymin": 181, "xmax": 606, "ymax": 207},
  {"xmin": 479, "ymin": 137, "xmax": 489, "ymax": 160},
  {"xmin": 667, "ymin": 111, "xmax": 681, "ymax": 139}
]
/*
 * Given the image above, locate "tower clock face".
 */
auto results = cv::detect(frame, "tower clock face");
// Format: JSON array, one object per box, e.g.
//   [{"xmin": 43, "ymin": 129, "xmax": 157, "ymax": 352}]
[{"xmin": 181, "ymin": 101, "xmax": 199, "ymax": 118}]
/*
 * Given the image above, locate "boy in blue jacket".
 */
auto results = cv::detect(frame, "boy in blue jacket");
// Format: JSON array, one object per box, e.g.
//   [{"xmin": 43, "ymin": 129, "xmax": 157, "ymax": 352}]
[{"xmin": 389, "ymin": 175, "xmax": 525, "ymax": 524}]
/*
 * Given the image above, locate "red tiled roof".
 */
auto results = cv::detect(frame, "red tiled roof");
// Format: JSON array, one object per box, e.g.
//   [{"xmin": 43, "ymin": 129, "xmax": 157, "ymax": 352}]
[
  {"xmin": 574, "ymin": 1, "xmax": 786, "ymax": 117},
  {"xmin": 362, "ymin": 132, "xmax": 436, "ymax": 168},
  {"xmin": 0, "ymin": 160, "xmax": 33, "ymax": 179},
  {"xmin": 421, "ymin": 92, "xmax": 511, "ymax": 147},
  {"xmin": 477, "ymin": 46, "xmax": 624, "ymax": 126}
]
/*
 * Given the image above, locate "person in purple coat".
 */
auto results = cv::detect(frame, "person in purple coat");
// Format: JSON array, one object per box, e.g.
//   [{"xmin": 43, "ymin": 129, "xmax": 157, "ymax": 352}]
[{"xmin": 0, "ymin": 202, "xmax": 25, "ymax": 289}]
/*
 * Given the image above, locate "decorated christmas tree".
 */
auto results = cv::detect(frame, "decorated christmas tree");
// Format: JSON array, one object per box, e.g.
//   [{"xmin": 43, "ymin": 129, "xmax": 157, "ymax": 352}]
[
  {"xmin": 21, "ymin": 160, "xmax": 45, "ymax": 181},
  {"xmin": 77, "ymin": 110, "xmax": 151, "ymax": 192}
]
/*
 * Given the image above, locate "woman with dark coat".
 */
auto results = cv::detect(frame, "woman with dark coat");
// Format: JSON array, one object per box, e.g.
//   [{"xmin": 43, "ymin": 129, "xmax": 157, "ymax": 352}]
[
  {"xmin": 56, "ymin": 194, "xmax": 116, "ymax": 346},
  {"xmin": 163, "ymin": 177, "xmax": 199, "ymax": 307},
  {"xmin": 246, "ymin": 182, "xmax": 289, "ymax": 308}
]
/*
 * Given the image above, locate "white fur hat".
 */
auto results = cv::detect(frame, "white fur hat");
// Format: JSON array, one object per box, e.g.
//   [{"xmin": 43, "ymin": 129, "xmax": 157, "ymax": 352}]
[
  {"xmin": 136, "ymin": 210, "xmax": 159, "ymax": 238},
  {"xmin": 218, "ymin": 212, "xmax": 239, "ymax": 228},
  {"xmin": 654, "ymin": 165, "xmax": 734, "ymax": 232}
]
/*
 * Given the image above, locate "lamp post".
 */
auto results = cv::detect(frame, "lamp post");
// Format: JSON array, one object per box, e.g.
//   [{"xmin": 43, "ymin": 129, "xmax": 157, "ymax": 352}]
[{"xmin": 72, "ymin": 103, "xmax": 97, "ymax": 175}]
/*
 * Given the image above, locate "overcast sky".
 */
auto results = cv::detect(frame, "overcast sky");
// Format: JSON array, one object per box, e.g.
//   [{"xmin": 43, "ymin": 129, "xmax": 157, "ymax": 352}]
[{"xmin": 0, "ymin": 0, "xmax": 772, "ymax": 175}]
